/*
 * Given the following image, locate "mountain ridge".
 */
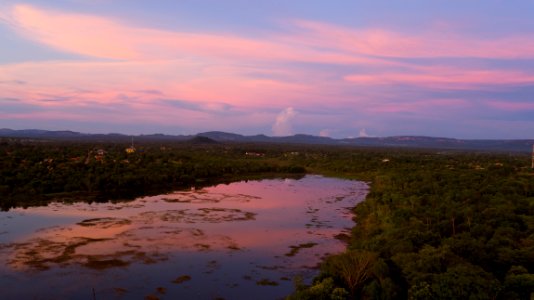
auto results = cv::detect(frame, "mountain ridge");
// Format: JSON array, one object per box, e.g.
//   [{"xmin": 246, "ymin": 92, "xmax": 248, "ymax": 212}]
[{"xmin": 0, "ymin": 128, "xmax": 532, "ymax": 153}]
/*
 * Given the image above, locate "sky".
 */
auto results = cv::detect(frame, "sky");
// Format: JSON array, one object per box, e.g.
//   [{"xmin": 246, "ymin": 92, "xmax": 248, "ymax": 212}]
[{"xmin": 1, "ymin": 1, "xmax": 533, "ymax": 139}]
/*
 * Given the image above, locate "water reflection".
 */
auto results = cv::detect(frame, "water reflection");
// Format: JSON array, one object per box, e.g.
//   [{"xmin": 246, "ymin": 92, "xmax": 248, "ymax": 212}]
[{"xmin": 0, "ymin": 175, "xmax": 368, "ymax": 299}]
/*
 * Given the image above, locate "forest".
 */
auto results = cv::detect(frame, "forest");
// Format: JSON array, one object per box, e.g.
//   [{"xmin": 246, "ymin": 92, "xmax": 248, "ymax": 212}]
[
  {"xmin": 290, "ymin": 145, "xmax": 534, "ymax": 299},
  {"xmin": 0, "ymin": 138, "xmax": 305, "ymax": 209},
  {"xmin": 1, "ymin": 137, "xmax": 533, "ymax": 299}
]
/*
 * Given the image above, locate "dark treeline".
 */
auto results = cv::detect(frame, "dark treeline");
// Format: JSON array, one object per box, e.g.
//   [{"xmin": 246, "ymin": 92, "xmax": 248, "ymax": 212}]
[
  {"xmin": 0, "ymin": 138, "xmax": 305, "ymax": 210},
  {"xmin": 1, "ymin": 138, "xmax": 533, "ymax": 299}
]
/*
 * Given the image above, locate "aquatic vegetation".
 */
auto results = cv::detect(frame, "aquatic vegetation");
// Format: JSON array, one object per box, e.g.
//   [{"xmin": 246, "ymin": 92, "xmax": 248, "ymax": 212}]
[
  {"xmin": 137, "ymin": 207, "xmax": 256, "ymax": 224},
  {"xmin": 172, "ymin": 275, "xmax": 192, "ymax": 284},
  {"xmin": 285, "ymin": 242, "xmax": 319, "ymax": 257},
  {"xmin": 77, "ymin": 217, "xmax": 132, "ymax": 228},
  {"xmin": 256, "ymin": 278, "xmax": 279, "ymax": 286}
]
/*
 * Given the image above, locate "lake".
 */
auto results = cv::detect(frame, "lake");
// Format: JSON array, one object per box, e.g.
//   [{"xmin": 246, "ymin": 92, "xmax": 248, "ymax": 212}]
[{"xmin": 0, "ymin": 175, "xmax": 368, "ymax": 299}]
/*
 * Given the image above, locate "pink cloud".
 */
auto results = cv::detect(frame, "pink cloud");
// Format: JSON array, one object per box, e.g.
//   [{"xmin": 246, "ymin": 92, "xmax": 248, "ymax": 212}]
[
  {"xmin": 8, "ymin": 5, "xmax": 139, "ymax": 59},
  {"xmin": 10, "ymin": 4, "xmax": 534, "ymax": 65},
  {"xmin": 487, "ymin": 101, "xmax": 534, "ymax": 111},
  {"xmin": 0, "ymin": 111, "xmax": 93, "ymax": 121},
  {"xmin": 345, "ymin": 67, "xmax": 534, "ymax": 89},
  {"xmin": 0, "ymin": 58, "xmax": 328, "ymax": 112},
  {"xmin": 291, "ymin": 20, "xmax": 534, "ymax": 59},
  {"xmin": 367, "ymin": 99, "xmax": 471, "ymax": 114},
  {"xmin": 6, "ymin": 4, "xmax": 534, "ymax": 103},
  {"xmin": 4, "ymin": 4, "xmax": 384, "ymax": 66}
]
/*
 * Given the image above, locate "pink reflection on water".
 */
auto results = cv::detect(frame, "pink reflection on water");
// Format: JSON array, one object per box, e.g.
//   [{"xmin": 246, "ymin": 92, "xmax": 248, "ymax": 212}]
[{"xmin": 0, "ymin": 175, "xmax": 368, "ymax": 299}]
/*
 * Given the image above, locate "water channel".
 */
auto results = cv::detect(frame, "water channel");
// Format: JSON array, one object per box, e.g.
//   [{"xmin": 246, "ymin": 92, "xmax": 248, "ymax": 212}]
[{"xmin": 0, "ymin": 175, "xmax": 368, "ymax": 299}]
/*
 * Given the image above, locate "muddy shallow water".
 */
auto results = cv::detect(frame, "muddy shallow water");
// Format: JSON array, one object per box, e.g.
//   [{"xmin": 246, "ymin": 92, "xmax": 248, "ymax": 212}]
[{"xmin": 0, "ymin": 175, "xmax": 368, "ymax": 299}]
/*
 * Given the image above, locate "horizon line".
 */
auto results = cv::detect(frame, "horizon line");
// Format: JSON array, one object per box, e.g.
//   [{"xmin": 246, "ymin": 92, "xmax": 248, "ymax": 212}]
[{"xmin": 1, "ymin": 128, "xmax": 532, "ymax": 141}]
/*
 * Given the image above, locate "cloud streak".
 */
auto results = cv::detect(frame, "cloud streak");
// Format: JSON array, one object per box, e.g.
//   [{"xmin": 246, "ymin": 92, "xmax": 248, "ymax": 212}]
[
  {"xmin": 344, "ymin": 67, "xmax": 534, "ymax": 89},
  {"xmin": 290, "ymin": 20, "xmax": 534, "ymax": 60},
  {"xmin": 4, "ymin": 5, "xmax": 384, "ymax": 65}
]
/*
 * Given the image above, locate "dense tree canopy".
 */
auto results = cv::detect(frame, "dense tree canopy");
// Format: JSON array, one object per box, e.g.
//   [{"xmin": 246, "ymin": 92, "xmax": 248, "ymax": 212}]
[
  {"xmin": 290, "ymin": 146, "xmax": 533, "ymax": 300},
  {"xmin": 0, "ymin": 138, "xmax": 305, "ymax": 209}
]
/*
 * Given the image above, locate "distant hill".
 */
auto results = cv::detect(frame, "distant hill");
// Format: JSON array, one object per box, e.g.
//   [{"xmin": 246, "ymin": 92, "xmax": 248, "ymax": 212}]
[
  {"xmin": 0, "ymin": 128, "xmax": 532, "ymax": 153},
  {"xmin": 188, "ymin": 136, "xmax": 219, "ymax": 144},
  {"xmin": 0, "ymin": 128, "xmax": 86, "ymax": 138}
]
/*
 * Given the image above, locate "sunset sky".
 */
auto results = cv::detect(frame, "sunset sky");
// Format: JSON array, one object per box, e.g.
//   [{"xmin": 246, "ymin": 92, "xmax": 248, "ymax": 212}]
[{"xmin": 1, "ymin": 1, "xmax": 533, "ymax": 139}]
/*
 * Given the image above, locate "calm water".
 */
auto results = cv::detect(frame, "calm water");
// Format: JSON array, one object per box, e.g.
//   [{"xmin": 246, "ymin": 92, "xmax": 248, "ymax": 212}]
[{"xmin": 0, "ymin": 175, "xmax": 368, "ymax": 299}]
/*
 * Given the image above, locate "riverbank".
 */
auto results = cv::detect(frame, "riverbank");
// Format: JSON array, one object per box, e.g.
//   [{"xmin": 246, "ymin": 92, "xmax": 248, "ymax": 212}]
[{"xmin": 289, "ymin": 150, "xmax": 534, "ymax": 299}]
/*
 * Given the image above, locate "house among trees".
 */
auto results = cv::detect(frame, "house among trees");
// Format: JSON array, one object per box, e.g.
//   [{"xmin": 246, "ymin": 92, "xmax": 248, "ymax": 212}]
[
  {"xmin": 125, "ymin": 147, "xmax": 136, "ymax": 154},
  {"xmin": 245, "ymin": 151, "xmax": 264, "ymax": 157},
  {"xmin": 95, "ymin": 149, "xmax": 106, "ymax": 162},
  {"xmin": 125, "ymin": 137, "xmax": 136, "ymax": 154}
]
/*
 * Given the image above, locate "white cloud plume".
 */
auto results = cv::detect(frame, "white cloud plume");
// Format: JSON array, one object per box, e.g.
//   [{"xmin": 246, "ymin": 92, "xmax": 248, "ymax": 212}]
[{"xmin": 272, "ymin": 107, "xmax": 296, "ymax": 136}]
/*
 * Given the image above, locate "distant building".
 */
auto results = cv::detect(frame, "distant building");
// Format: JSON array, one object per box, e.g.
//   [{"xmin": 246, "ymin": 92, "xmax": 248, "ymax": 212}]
[
  {"xmin": 245, "ymin": 152, "xmax": 264, "ymax": 157},
  {"xmin": 95, "ymin": 149, "xmax": 106, "ymax": 162},
  {"xmin": 125, "ymin": 137, "xmax": 136, "ymax": 154}
]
